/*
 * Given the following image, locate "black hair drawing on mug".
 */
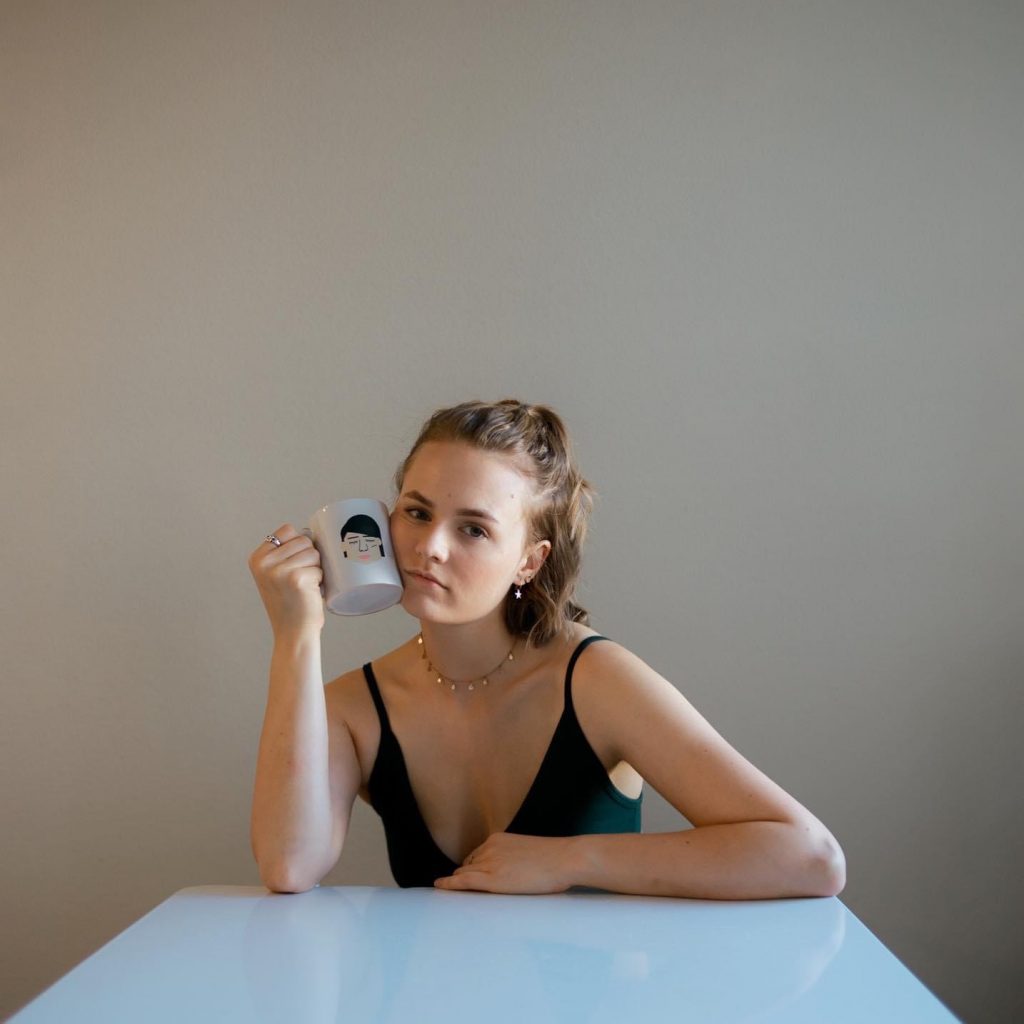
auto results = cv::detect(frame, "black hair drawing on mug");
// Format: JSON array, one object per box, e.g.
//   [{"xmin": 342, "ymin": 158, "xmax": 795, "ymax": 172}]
[{"xmin": 340, "ymin": 514, "xmax": 385, "ymax": 562}]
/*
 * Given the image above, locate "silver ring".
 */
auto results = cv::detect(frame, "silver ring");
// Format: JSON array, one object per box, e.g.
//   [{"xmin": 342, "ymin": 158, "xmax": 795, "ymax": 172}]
[{"xmin": 265, "ymin": 534, "xmax": 282, "ymax": 547}]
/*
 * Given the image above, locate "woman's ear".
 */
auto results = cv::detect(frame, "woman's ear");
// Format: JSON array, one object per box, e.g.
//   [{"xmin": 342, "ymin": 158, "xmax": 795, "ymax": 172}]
[{"xmin": 527, "ymin": 539, "xmax": 551, "ymax": 576}]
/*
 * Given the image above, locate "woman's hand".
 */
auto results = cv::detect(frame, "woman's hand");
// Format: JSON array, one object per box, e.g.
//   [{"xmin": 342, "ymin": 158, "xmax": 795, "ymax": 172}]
[
  {"xmin": 433, "ymin": 833, "xmax": 579, "ymax": 895},
  {"xmin": 247, "ymin": 523, "xmax": 325, "ymax": 638}
]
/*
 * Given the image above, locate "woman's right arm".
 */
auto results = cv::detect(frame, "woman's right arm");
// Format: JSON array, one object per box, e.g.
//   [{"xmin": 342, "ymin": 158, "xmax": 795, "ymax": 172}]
[{"xmin": 247, "ymin": 525, "xmax": 360, "ymax": 893}]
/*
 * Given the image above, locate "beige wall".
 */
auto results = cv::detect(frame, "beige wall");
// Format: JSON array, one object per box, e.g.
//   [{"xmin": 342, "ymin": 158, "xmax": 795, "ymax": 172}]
[{"xmin": 3, "ymin": 2, "xmax": 1022, "ymax": 1020}]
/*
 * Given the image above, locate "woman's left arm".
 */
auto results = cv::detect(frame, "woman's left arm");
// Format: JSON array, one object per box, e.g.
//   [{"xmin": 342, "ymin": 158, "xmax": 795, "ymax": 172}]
[{"xmin": 565, "ymin": 641, "xmax": 846, "ymax": 900}]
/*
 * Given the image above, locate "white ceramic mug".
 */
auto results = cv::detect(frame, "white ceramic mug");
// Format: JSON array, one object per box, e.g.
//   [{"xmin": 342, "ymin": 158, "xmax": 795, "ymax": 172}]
[{"xmin": 302, "ymin": 498, "xmax": 403, "ymax": 615}]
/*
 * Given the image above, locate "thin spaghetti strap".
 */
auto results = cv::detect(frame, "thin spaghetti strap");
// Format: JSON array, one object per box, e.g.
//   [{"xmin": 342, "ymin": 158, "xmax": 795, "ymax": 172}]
[
  {"xmin": 362, "ymin": 662, "xmax": 392, "ymax": 733},
  {"xmin": 564, "ymin": 634, "xmax": 610, "ymax": 711}
]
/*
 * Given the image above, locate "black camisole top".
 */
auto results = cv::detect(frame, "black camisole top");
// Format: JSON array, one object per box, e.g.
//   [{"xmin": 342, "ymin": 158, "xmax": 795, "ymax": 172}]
[{"xmin": 362, "ymin": 634, "xmax": 644, "ymax": 887}]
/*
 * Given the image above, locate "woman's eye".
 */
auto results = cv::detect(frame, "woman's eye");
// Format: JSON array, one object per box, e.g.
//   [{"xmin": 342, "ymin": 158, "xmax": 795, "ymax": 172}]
[{"xmin": 405, "ymin": 508, "xmax": 486, "ymax": 539}]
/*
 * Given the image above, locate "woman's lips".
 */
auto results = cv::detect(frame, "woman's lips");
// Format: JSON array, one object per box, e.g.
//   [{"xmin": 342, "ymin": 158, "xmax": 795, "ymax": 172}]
[{"xmin": 408, "ymin": 571, "xmax": 444, "ymax": 588}]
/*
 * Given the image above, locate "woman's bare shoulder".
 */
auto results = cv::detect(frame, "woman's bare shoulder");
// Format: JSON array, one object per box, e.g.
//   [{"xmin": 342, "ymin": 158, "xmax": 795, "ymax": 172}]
[
  {"xmin": 561, "ymin": 622, "xmax": 604, "ymax": 651},
  {"xmin": 321, "ymin": 638, "xmax": 418, "ymax": 794},
  {"xmin": 323, "ymin": 635, "xmax": 417, "ymax": 707}
]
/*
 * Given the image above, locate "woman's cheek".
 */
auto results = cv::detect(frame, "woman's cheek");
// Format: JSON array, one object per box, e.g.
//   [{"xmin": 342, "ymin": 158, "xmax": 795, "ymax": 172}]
[{"xmin": 389, "ymin": 513, "xmax": 407, "ymax": 547}]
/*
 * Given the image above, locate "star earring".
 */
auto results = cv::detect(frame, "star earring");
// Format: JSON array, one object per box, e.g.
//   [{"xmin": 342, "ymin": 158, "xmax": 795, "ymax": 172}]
[{"xmin": 514, "ymin": 574, "xmax": 533, "ymax": 600}]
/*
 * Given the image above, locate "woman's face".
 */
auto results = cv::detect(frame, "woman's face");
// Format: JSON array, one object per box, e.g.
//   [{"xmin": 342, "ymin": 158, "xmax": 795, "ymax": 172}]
[{"xmin": 390, "ymin": 441, "xmax": 547, "ymax": 624}]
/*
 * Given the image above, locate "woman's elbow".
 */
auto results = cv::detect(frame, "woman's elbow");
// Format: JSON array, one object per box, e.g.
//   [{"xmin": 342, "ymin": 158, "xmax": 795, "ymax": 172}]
[
  {"xmin": 259, "ymin": 863, "xmax": 319, "ymax": 894},
  {"xmin": 813, "ymin": 837, "xmax": 847, "ymax": 897}
]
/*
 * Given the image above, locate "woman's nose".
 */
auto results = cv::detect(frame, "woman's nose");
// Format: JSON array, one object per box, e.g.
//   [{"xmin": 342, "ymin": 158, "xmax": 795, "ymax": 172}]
[{"xmin": 414, "ymin": 523, "xmax": 448, "ymax": 562}]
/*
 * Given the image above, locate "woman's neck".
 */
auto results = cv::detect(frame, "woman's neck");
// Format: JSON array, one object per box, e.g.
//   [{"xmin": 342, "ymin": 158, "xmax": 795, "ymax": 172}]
[{"xmin": 416, "ymin": 616, "xmax": 523, "ymax": 683}]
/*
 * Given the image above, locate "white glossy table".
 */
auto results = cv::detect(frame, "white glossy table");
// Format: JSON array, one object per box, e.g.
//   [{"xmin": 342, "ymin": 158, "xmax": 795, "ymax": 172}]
[{"xmin": 11, "ymin": 885, "xmax": 959, "ymax": 1022}]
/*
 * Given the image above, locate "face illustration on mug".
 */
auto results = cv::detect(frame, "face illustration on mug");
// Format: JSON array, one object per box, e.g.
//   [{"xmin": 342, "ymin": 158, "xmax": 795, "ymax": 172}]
[
  {"xmin": 308, "ymin": 498, "xmax": 402, "ymax": 615},
  {"xmin": 340, "ymin": 514, "xmax": 385, "ymax": 563}
]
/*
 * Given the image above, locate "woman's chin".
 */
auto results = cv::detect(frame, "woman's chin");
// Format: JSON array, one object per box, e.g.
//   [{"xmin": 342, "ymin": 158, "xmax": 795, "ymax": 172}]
[{"xmin": 400, "ymin": 589, "xmax": 436, "ymax": 614}]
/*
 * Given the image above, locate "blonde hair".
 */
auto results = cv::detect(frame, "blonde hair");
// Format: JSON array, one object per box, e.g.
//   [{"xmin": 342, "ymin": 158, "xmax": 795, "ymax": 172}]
[{"xmin": 392, "ymin": 398, "xmax": 596, "ymax": 647}]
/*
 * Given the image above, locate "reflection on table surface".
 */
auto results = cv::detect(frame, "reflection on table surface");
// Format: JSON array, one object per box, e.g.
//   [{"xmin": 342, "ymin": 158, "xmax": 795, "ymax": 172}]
[{"xmin": 12, "ymin": 885, "xmax": 960, "ymax": 1023}]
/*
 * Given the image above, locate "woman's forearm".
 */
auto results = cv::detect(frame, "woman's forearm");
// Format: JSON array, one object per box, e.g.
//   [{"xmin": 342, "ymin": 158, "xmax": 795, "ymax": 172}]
[
  {"xmin": 250, "ymin": 630, "xmax": 336, "ymax": 891},
  {"xmin": 569, "ymin": 821, "xmax": 846, "ymax": 900}
]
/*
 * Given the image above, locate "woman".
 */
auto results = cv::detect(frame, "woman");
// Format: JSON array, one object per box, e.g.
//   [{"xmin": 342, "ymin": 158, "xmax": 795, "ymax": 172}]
[{"xmin": 248, "ymin": 398, "xmax": 846, "ymax": 898}]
